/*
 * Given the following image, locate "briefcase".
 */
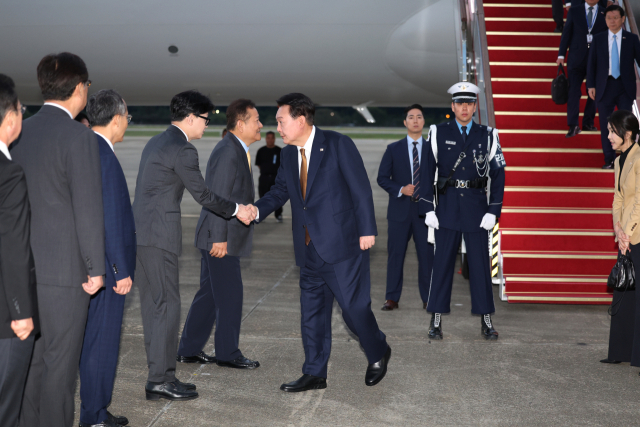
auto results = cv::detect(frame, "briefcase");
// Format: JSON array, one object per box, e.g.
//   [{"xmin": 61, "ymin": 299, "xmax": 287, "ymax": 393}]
[{"xmin": 551, "ymin": 64, "xmax": 569, "ymax": 105}]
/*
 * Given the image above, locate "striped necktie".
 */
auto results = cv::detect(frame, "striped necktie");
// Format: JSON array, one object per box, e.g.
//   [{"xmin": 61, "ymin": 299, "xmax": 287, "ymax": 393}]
[{"xmin": 412, "ymin": 142, "xmax": 420, "ymax": 201}]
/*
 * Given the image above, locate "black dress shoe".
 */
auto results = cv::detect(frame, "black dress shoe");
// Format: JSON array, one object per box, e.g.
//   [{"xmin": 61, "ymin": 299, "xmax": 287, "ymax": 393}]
[
  {"xmin": 175, "ymin": 378, "xmax": 196, "ymax": 391},
  {"xmin": 365, "ymin": 345, "xmax": 391, "ymax": 386},
  {"xmin": 280, "ymin": 374, "xmax": 327, "ymax": 392},
  {"xmin": 566, "ymin": 125, "xmax": 581, "ymax": 138},
  {"xmin": 554, "ymin": 25, "xmax": 563, "ymax": 33},
  {"xmin": 106, "ymin": 411, "xmax": 128, "ymax": 426},
  {"xmin": 145, "ymin": 381, "xmax": 199, "ymax": 401},
  {"xmin": 216, "ymin": 355, "xmax": 260, "ymax": 369},
  {"xmin": 428, "ymin": 313, "xmax": 443, "ymax": 340},
  {"xmin": 582, "ymin": 124, "xmax": 597, "ymax": 131},
  {"xmin": 481, "ymin": 314, "xmax": 499, "ymax": 340},
  {"xmin": 602, "ymin": 161, "xmax": 615, "ymax": 169},
  {"xmin": 381, "ymin": 300, "xmax": 398, "ymax": 311},
  {"xmin": 79, "ymin": 419, "xmax": 119, "ymax": 427},
  {"xmin": 177, "ymin": 351, "xmax": 217, "ymax": 364},
  {"xmin": 600, "ymin": 358, "xmax": 621, "ymax": 364}
]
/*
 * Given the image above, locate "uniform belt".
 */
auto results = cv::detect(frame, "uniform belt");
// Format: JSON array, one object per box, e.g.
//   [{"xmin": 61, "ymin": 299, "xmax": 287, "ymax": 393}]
[{"xmin": 441, "ymin": 177, "xmax": 488, "ymax": 189}]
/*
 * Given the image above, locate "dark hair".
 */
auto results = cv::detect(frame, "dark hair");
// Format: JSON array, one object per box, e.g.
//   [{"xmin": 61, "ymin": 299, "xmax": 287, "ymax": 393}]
[
  {"xmin": 37, "ymin": 52, "xmax": 89, "ymax": 101},
  {"xmin": 226, "ymin": 99, "xmax": 256, "ymax": 131},
  {"xmin": 86, "ymin": 89, "xmax": 126, "ymax": 127},
  {"xmin": 170, "ymin": 90, "xmax": 214, "ymax": 121},
  {"xmin": 405, "ymin": 104, "xmax": 424, "ymax": 116},
  {"xmin": 75, "ymin": 112, "xmax": 89, "ymax": 123},
  {"xmin": 0, "ymin": 74, "xmax": 18, "ymax": 126},
  {"xmin": 266, "ymin": 131, "xmax": 275, "ymax": 137},
  {"xmin": 605, "ymin": 4, "xmax": 625, "ymax": 17},
  {"xmin": 276, "ymin": 93, "xmax": 315, "ymax": 125},
  {"xmin": 609, "ymin": 110, "xmax": 639, "ymax": 142}
]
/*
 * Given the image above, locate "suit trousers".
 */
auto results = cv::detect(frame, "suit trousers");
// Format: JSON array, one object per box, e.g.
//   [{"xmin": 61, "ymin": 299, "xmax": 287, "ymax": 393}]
[
  {"xmin": 258, "ymin": 174, "xmax": 283, "ymax": 218},
  {"xmin": 598, "ymin": 77, "xmax": 634, "ymax": 164},
  {"xmin": 79, "ymin": 283, "xmax": 126, "ymax": 424},
  {"xmin": 178, "ymin": 252, "xmax": 243, "ymax": 361},
  {"xmin": 300, "ymin": 241, "xmax": 388, "ymax": 378},
  {"xmin": 386, "ymin": 202, "xmax": 434, "ymax": 303},
  {"xmin": 427, "ymin": 227, "xmax": 495, "ymax": 315},
  {"xmin": 20, "ymin": 284, "xmax": 90, "ymax": 427},
  {"xmin": 135, "ymin": 245, "xmax": 180, "ymax": 383},
  {"xmin": 0, "ymin": 335, "xmax": 34, "ymax": 427},
  {"xmin": 567, "ymin": 66, "xmax": 596, "ymax": 128}
]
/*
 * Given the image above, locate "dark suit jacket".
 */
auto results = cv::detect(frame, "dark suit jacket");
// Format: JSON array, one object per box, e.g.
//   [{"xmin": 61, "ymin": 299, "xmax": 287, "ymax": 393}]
[
  {"xmin": 255, "ymin": 127, "xmax": 377, "ymax": 267},
  {"xmin": 132, "ymin": 126, "xmax": 236, "ymax": 257},
  {"xmin": 377, "ymin": 137, "xmax": 430, "ymax": 222},
  {"xmin": 0, "ymin": 152, "xmax": 39, "ymax": 339},
  {"xmin": 587, "ymin": 30, "xmax": 640, "ymax": 101},
  {"xmin": 194, "ymin": 133, "xmax": 254, "ymax": 257},
  {"xmin": 11, "ymin": 105, "xmax": 105, "ymax": 286},
  {"xmin": 96, "ymin": 135, "xmax": 136, "ymax": 283},
  {"xmin": 558, "ymin": 3, "xmax": 607, "ymax": 69}
]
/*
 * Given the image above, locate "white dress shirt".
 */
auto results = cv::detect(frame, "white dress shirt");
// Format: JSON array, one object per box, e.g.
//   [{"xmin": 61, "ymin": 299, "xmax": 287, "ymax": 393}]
[
  {"xmin": 94, "ymin": 132, "xmax": 114, "ymax": 152},
  {"xmin": 43, "ymin": 102, "xmax": 73, "ymax": 119},
  {"xmin": 0, "ymin": 140, "xmax": 10, "ymax": 160},
  {"xmin": 297, "ymin": 126, "xmax": 316, "ymax": 174},
  {"xmin": 608, "ymin": 28, "xmax": 623, "ymax": 76}
]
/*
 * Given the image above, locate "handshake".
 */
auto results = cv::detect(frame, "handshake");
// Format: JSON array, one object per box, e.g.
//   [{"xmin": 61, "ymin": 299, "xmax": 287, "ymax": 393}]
[{"xmin": 237, "ymin": 204, "xmax": 258, "ymax": 225}]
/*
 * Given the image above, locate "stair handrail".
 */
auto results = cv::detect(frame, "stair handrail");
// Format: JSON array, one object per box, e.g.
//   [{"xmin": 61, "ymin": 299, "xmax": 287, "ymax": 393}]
[{"xmin": 620, "ymin": 0, "xmax": 640, "ymax": 101}]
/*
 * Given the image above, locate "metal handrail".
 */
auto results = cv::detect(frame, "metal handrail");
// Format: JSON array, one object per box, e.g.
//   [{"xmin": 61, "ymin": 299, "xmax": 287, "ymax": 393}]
[
  {"xmin": 620, "ymin": 0, "xmax": 640, "ymax": 101},
  {"xmin": 475, "ymin": 0, "xmax": 495, "ymax": 128}
]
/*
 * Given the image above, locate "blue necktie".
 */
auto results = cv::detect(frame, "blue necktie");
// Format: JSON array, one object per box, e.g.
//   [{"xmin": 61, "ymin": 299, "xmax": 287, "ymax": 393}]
[
  {"xmin": 612, "ymin": 34, "xmax": 620, "ymax": 79},
  {"xmin": 412, "ymin": 142, "xmax": 420, "ymax": 201}
]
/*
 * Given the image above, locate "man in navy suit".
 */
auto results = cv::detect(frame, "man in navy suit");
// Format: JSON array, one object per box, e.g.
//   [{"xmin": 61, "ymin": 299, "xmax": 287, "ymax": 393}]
[
  {"xmin": 253, "ymin": 93, "xmax": 390, "ymax": 392},
  {"xmin": 377, "ymin": 104, "xmax": 434, "ymax": 311},
  {"xmin": 79, "ymin": 90, "xmax": 136, "ymax": 427},
  {"xmin": 587, "ymin": 4, "xmax": 640, "ymax": 168},
  {"xmin": 557, "ymin": 0, "xmax": 608, "ymax": 138}
]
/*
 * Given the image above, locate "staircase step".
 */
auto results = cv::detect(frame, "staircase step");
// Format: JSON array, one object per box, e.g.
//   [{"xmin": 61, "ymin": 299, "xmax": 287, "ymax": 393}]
[
  {"xmin": 485, "ymin": 0, "xmax": 551, "ymax": 5},
  {"xmin": 486, "ymin": 19, "xmax": 558, "ymax": 33},
  {"xmin": 502, "ymin": 147, "xmax": 602, "ymax": 167},
  {"xmin": 502, "ymin": 250, "xmax": 617, "ymax": 275},
  {"xmin": 505, "ymin": 291, "xmax": 612, "ymax": 304},
  {"xmin": 504, "ymin": 274, "xmax": 609, "ymax": 295},
  {"xmin": 492, "ymin": 78, "xmax": 558, "ymax": 95},
  {"xmin": 494, "ymin": 96, "xmax": 590, "ymax": 113},
  {"xmin": 503, "ymin": 186, "xmax": 614, "ymax": 208},
  {"xmin": 488, "ymin": 46, "xmax": 560, "ymax": 62},
  {"xmin": 484, "ymin": 4, "xmax": 558, "ymax": 19},
  {"xmin": 490, "ymin": 61, "xmax": 564, "ymax": 78},
  {"xmin": 505, "ymin": 166, "xmax": 613, "ymax": 187},
  {"xmin": 487, "ymin": 33, "xmax": 561, "ymax": 48},
  {"xmin": 496, "ymin": 113, "xmax": 600, "ymax": 130},
  {"xmin": 499, "ymin": 130, "xmax": 602, "ymax": 149},
  {"xmin": 501, "ymin": 228, "xmax": 616, "ymax": 251},
  {"xmin": 500, "ymin": 207, "xmax": 612, "ymax": 229}
]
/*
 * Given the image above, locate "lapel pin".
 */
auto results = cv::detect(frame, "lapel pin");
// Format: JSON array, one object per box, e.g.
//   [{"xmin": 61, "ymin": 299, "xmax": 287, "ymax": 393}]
[{"xmin": 320, "ymin": 148, "xmax": 324, "ymax": 151}]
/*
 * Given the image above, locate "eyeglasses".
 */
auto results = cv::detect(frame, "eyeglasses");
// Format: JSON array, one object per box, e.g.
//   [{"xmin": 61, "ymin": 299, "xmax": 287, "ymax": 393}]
[
  {"xmin": 126, "ymin": 114, "xmax": 132, "ymax": 124},
  {"xmin": 196, "ymin": 114, "xmax": 210, "ymax": 126},
  {"xmin": 84, "ymin": 80, "xmax": 92, "ymax": 88}
]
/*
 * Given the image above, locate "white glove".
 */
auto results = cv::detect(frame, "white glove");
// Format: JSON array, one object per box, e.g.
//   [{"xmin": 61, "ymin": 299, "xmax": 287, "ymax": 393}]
[
  {"xmin": 480, "ymin": 213, "xmax": 496, "ymax": 231},
  {"xmin": 425, "ymin": 211, "xmax": 439, "ymax": 229}
]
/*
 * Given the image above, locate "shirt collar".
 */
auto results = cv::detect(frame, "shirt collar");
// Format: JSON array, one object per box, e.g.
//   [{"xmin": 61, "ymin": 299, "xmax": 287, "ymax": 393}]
[
  {"xmin": 43, "ymin": 102, "xmax": 74, "ymax": 119},
  {"xmin": 171, "ymin": 124, "xmax": 189, "ymax": 141},
  {"xmin": 0, "ymin": 140, "xmax": 10, "ymax": 160},
  {"xmin": 609, "ymin": 28, "xmax": 623, "ymax": 38},
  {"xmin": 407, "ymin": 135, "xmax": 422, "ymax": 145},
  {"xmin": 230, "ymin": 133, "xmax": 250, "ymax": 153},
  {"xmin": 584, "ymin": 2, "xmax": 597, "ymax": 12},
  {"xmin": 455, "ymin": 120, "xmax": 472, "ymax": 135},
  {"xmin": 298, "ymin": 126, "xmax": 316, "ymax": 153},
  {"xmin": 94, "ymin": 131, "xmax": 114, "ymax": 152}
]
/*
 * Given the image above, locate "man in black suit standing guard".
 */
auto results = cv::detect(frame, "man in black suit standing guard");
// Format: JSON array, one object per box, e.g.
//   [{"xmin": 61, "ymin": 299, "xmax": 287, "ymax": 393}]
[
  {"xmin": 177, "ymin": 99, "xmax": 261, "ymax": 369},
  {"xmin": 133, "ymin": 90, "xmax": 255, "ymax": 401},
  {"xmin": 12, "ymin": 53, "xmax": 106, "ymax": 427},
  {"xmin": 0, "ymin": 75, "xmax": 39, "ymax": 427},
  {"xmin": 255, "ymin": 131, "xmax": 283, "ymax": 221}
]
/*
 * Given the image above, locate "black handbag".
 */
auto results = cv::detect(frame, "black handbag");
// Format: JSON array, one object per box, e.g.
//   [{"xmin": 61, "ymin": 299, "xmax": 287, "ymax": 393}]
[
  {"xmin": 551, "ymin": 64, "xmax": 569, "ymax": 105},
  {"xmin": 607, "ymin": 253, "xmax": 635, "ymax": 291}
]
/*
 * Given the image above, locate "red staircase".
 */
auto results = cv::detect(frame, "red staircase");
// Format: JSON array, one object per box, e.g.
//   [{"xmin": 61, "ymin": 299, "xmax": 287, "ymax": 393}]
[{"xmin": 484, "ymin": 0, "xmax": 616, "ymax": 304}]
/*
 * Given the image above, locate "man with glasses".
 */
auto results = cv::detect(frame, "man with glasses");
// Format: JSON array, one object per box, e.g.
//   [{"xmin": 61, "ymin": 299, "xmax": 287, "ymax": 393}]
[
  {"xmin": 12, "ymin": 52, "xmax": 105, "ymax": 427},
  {"xmin": 132, "ymin": 90, "xmax": 255, "ymax": 401},
  {"xmin": 77, "ymin": 89, "xmax": 135, "ymax": 427}
]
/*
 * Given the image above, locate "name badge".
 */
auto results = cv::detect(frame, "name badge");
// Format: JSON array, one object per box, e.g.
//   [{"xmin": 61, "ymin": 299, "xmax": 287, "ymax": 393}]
[
  {"xmin": 273, "ymin": 154, "xmax": 277, "ymax": 164},
  {"xmin": 587, "ymin": 34, "xmax": 593, "ymax": 43},
  {"xmin": 445, "ymin": 140, "xmax": 456, "ymax": 145}
]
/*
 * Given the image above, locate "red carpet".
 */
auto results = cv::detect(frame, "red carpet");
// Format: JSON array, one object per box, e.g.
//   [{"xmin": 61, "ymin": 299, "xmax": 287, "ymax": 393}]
[{"xmin": 485, "ymin": 0, "xmax": 616, "ymax": 304}]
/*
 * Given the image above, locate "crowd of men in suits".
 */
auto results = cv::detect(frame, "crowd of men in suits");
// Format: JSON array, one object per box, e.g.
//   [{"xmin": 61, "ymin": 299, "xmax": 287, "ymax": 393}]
[{"xmin": 557, "ymin": 3, "xmax": 640, "ymax": 168}]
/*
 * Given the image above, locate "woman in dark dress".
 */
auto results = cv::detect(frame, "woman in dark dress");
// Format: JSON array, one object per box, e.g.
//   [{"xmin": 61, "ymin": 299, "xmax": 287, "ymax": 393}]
[{"xmin": 603, "ymin": 110, "xmax": 640, "ymax": 368}]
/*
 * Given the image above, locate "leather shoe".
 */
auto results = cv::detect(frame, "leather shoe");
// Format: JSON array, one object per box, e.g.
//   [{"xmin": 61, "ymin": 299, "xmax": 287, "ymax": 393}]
[
  {"xmin": 428, "ymin": 313, "xmax": 443, "ymax": 340},
  {"xmin": 554, "ymin": 25, "xmax": 563, "ymax": 33},
  {"xmin": 566, "ymin": 125, "xmax": 581, "ymax": 138},
  {"xmin": 280, "ymin": 374, "xmax": 327, "ymax": 392},
  {"xmin": 381, "ymin": 300, "xmax": 398, "ymax": 311},
  {"xmin": 106, "ymin": 411, "xmax": 128, "ymax": 426},
  {"xmin": 177, "ymin": 351, "xmax": 217, "ymax": 364},
  {"xmin": 79, "ymin": 418, "xmax": 119, "ymax": 427},
  {"xmin": 175, "ymin": 377, "xmax": 196, "ymax": 391},
  {"xmin": 145, "ymin": 381, "xmax": 199, "ymax": 401},
  {"xmin": 602, "ymin": 161, "xmax": 614, "ymax": 169},
  {"xmin": 365, "ymin": 345, "xmax": 391, "ymax": 386},
  {"xmin": 216, "ymin": 355, "xmax": 260, "ymax": 369},
  {"xmin": 600, "ymin": 358, "xmax": 621, "ymax": 364},
  {"xmin": 582, "ymin": 124, "xmax": 597, "ymax": 131},
  {"xmin": 481, "ymin": 314, "xmax": 499, "ymax": 340}
]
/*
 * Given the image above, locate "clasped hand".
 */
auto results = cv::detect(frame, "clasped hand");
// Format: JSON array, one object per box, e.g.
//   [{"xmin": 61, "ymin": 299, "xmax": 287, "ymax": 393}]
[
  {"xmin": 237, "ymin": 204, "xmax": 257, "ymax": 225},
  {"xmin": 615, "ymin": 222, "xmax": 631, "ymax": 254}
]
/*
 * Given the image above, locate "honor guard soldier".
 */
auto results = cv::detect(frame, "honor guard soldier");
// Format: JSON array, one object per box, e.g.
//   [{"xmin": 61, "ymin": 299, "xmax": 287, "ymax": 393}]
[{"xmin": 422, "ymin": 82, "xmax": 506, "ymax": 340}]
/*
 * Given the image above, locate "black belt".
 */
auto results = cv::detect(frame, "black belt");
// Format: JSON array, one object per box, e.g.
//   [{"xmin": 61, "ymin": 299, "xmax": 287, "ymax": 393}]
[{"xmin": 440, "ymin": 177, "xmax": 488, "ymax": 189}]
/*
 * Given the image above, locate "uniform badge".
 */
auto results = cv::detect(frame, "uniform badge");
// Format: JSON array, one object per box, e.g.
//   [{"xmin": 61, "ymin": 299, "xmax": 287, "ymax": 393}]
[{"xmin": 446, "ymin": 140, "xmax": 456, "ymax": 145}]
